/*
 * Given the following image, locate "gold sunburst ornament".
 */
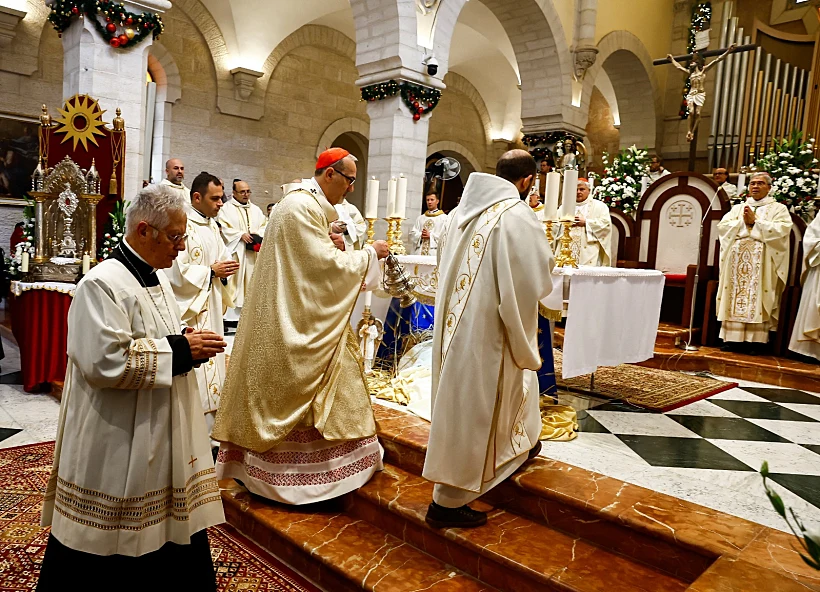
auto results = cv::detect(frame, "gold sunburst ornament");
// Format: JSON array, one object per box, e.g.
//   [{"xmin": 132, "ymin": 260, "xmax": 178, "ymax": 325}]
[{"xmin": 54, "ymin": 94, "xmax": 107, "ymax": 151}]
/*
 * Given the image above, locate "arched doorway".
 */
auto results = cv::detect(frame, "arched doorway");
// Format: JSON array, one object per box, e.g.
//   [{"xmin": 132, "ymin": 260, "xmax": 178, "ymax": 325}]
[
  {"xmin": 424, "ymin": 151, "xmax": 475, "ymax": 214},
  {"xmin": 329, "ymin": 131, "xmax": 368, "ymax": 212}
]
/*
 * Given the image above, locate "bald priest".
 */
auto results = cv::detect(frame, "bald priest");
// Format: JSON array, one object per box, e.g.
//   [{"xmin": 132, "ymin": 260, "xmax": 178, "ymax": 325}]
[{"xmin": 213, "ymin": 148, "xmax": 391, "ymax": 504}]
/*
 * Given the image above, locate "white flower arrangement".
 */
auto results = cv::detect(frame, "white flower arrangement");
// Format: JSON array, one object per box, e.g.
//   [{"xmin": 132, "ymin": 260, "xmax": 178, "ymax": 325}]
[{"xmin": 595, "ymin": 145, "xmax": 650, "ymax": 217}]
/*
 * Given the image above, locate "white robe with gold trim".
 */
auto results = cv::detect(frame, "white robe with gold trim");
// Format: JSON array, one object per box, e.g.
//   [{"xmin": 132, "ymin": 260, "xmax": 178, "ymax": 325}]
[
  {"xmin": 790, "ymin": 214, "xmax": 820, "ymax": 358},
  {"xmin": 163, "ymin": 204, "xmax": 234, "ymax": 414},
  {"xmin": 717, "ymin": 196, "xmax": 792, "ymax": 343},
  {"xmin": 422, "ymin": 173, "xmax": 554, "ymax": 507},
  {"xmin": 41, "ymin": 259, "xmax": 224, "ymax": 557},
  {"xmin": 218, "ymin": 198, "xmax": 267, "ymax": 311},
  {"xmin": 409, "ymin": 209, "xmax": 449, "ymax": 256}
]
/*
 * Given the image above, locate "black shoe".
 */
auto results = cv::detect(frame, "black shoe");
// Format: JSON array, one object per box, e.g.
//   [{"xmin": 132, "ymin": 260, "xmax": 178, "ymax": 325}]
[
  {"xmin": 528, "ymin": 441, "xmax": 542, "ymax": 460},
  {"xmin": 425, "ymin": 502, "xmax": 487, "ymax": 529}
]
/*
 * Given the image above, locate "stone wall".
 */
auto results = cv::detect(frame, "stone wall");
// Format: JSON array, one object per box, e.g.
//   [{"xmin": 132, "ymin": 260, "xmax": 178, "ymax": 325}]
[{"xmin": 585, "ymin": 87, "xmax": 620, "ymax": 174}]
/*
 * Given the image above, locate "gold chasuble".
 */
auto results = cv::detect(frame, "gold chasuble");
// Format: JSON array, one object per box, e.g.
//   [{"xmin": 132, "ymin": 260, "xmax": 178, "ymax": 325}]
[
  {"xmin": 213, "ymin": 178, "xmax": 383, "ymax": 505},
  {"xmin": 422, "ymin": 173, "xmax": 554, "ymax": 507},
  {"xmin": 717, "ymin": 196, "xmax": 792, "ymax": 343}
]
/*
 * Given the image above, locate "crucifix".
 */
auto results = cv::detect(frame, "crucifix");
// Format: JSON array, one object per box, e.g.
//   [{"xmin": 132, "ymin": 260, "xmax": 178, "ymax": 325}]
[{"xmin": 654, "ymin": 43, "xmax": 756, "ymax": 171}]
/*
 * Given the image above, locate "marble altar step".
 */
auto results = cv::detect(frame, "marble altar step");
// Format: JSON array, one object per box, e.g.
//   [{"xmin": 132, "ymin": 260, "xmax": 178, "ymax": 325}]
[
  {"xmin": 347, "ymin": 462, "xmax": 690, "ymax": 592},
  {"xmin": 220, "ymin": 481, "xmax": 496, "ymax": 592}
]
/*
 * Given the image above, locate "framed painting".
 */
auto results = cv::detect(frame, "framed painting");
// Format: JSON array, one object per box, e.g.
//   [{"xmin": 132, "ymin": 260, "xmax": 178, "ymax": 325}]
[{"xmin": 0, "ymin": 112, "xmax": 39, "ymax": 203}]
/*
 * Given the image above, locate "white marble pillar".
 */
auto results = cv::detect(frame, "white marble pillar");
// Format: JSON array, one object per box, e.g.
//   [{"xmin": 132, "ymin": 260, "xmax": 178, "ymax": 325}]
[
  {"xmin": 365, "ymin": 94, "xmax": 432, "ymax": 247},
  {"xmin": 57, "ymin": 0, "xmax": 171, "ymax": 199}
]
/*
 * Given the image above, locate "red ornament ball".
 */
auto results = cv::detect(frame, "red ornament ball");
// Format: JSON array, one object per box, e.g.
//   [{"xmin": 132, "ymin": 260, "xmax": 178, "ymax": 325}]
[
  {"xmin": 417, "ymin": 107, "xmax": 424, "ymax": 114},
  {"xmin": 105, "ymin": 16, "xmax": 111, "ymax": 22},
  {"xmin": 143, "ymin": 22, "xmax": 149, "ymax": 28},
  {"xmin": 118, "ymin": 33, "xmax": 128, "ymax": 45},
  {"xmin": 125, "ymin": 16, "xmax": 133, "ymax": 25},
  {"xmin": 71, "ymin": 6, "xmax": 79, "ymax": 14},
  {"xmin": 413, "ymin": 101, "xmax": 419, "ymax": 108},
  {"xmin": 428, "ymin": 102, "xmax": 434, "ymax": 108},
  {"xmin": 109, "ymin": 37, "xmax": 120, "ymax": 47},
  {"xmin": 106, "ymin": 22, "xmax": 116, "ymax": 33},
  {"xmin": 413, "ymin": 113, "xmax": 420, "ymax": 121}
]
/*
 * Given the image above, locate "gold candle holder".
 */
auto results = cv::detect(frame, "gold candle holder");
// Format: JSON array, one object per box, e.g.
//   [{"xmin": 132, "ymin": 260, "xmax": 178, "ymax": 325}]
[
  {"xmin": 391, "ymin": 218, "xmax": 407, "ymax": 255},
  {"xmin": 553, "ymin": 218, "xmax": 577, "ymax": 268},
  {"xmin": 544, "ymin": 220, "xmax": 555, "ymax": 244},
  {"xmin": 385, "ymin": 217, "xmax": 396, "ymax": 248},
  {"xmin": 365, "ymin": 218, "xmax": 376, "ymax": 245}
]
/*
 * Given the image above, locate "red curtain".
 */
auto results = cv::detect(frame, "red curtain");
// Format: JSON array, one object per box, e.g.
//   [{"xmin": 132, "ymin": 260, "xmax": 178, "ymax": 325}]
[{"xmin": 10, "ymin": 291, "xmax": 72, "ymax": 392}]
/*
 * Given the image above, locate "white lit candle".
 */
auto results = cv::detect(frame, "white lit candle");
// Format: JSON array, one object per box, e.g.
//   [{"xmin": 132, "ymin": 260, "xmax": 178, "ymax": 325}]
[
  {"xmin": 82, "ymin": 254, "xmax": 90, "ymax": 275},
  {"xmin": 21, "ymin": 251, "xmax": 29, "ymax": 273},
  {"xmin": 365, "ymin": 177, "xmax": 379, "ymax": 218},
  {"xmin": 364, "ymin": 290, "xmax": 372, "ymax": 308},
  {"xmin": 560, "ymin": 169, "xmax": 578, "ymax": 219},
  {"xmin": 396, "ymin": 174, "xmax": 408, "ymax": 219},
  {"xmin": 737, "ymin": 173, "xmax": 746, "ymax": 195},
  {"xmin": 545, "ymin": 172, "xmax": 560, "ymax": 220},
  {"xmin": 386, "ymin": 177, "xmax": 397, "ymax": 218},
  {"xmin": 640, "ymin": 176, "xmax": 650, "ymax": 196}
]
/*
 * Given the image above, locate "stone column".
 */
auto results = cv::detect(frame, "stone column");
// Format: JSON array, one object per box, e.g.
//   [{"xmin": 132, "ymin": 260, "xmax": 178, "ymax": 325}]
[
  {"xmin": 572, "ymin": 0, "xmax": 599, "ymax": 81},
  {"xmin": 365, "ymin": 95, "xmax": 432, "ymax": 247},
  {"xmin": 57, "ymin": 0, "xmax": 171, "ymax": 199}
]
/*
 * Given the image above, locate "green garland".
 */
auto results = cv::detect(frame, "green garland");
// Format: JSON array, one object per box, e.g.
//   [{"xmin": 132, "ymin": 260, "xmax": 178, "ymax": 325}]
[
  {"xmin": 522, "ymin": 132, "xmax": 579, "ymax": 164},
  {"xmin": 680, "ymin": 2, "xmax": 711, "ymax": 119},
  {"xmin": 48, "ymin": 0, "xmax": 163, "ymax": 49},
  {"xmin": 361, "ymin": 80, "xmax": 441, "ymax": 122}
]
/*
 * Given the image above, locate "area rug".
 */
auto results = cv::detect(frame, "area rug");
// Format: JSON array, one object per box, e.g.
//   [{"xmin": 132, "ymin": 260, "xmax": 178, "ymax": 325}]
[
  {"xmin": 553, "ymin": 349, "xmax": 737, "ymax": 412},
  {"xmin": 0, "ymin": 441, "xmax": 320, "ymax": 592}
]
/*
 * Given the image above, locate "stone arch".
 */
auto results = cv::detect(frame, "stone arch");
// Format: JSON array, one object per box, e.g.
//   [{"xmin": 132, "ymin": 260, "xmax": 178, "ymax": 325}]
[
  {"xmin": 427, "ymin": 141, "xmax": 483, "ymax": 176},
  {"xmin": 0, "ymin": 0, "xmax": 51, "ymax": 75},
  {"xmin": 146, "ymin": 42, "xmax": 182, "ymax": 183},
  {"xmin": 581, "ymin": 31, "xmax": 661, "ymax": 152},
  {"xmin": 442, "ymin": 72, "xmax": 493, "ymax": 148},
  {"xmin": 316, "ymin": 118, "xmax": 370, "ymax": 159}
]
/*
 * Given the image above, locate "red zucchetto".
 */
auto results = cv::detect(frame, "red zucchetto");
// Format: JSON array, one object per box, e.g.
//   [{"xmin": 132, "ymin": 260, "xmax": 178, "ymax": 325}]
[{"xmin": 316, "ymin": 147, "xmax": 350, "ymax": 170}]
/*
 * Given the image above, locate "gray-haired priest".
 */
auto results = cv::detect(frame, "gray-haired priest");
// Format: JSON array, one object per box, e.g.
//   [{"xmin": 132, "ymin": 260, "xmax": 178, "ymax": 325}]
[
  {"xmin": 716, "ymin": 172, "xmax": 792, "ymax": 353},
  {"xmin": 37, "ymin": 186, "xmax": 227, "ymax": 591}
]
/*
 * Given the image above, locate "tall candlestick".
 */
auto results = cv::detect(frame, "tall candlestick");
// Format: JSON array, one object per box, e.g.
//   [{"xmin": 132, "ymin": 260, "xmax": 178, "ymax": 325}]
[
  {"xmin": 737, "ymin": 173, "xmax": 746, "ymax": 195},
  {"xmin": 545, "ymin": 172, "xmax": 560, "ymax": 219},
  {"xmin": 364, "ymin": 290, "xmax": 372, "ymax": 308},
  {"xmin": 386, "ymin": 177, "xmax": 397, "ymax": 218},
  {"xmin": 365, "ymin": 177, "xmax": 379, "ymax": 218},
  {"xmin": 82, "ymin": 253, "xmax": 90, "ymax": 275},
  {"xmin": 396, "ymin": 174, "xmax": 408, "ymax": 220},
  {"xmin": 560, "ymin": 169, "xmax": 578, "ymax": 219},
  {"xmin": 21, "ymin": 251, "xmax": 29, "ymax": 273}
]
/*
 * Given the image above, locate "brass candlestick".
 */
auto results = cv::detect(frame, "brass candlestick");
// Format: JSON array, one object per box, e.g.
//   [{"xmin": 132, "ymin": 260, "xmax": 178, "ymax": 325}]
[
  {"xmin": 544, "ymin": 220, "xmax": 555, "ymax": 244},
  {"xmin": 553, "ymin": 218, "xmax": 577, "ymax": 268},
  {"xmin": 385, "ymin": 217, "xmax": 396, "ymax": 248},
  {"xmin": 365, "ymin": 218, "xmax": 376, "ymax": 245},
  {"xmin": 391, "ymin": 218, "xmax": 407, "ymax": 255}
]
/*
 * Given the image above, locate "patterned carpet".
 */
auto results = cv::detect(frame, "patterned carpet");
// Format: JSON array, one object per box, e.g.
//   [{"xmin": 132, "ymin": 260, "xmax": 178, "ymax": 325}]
[
  {"xmin": 554, "ymin": 350, "xmax": 737, "ymax": 411},
  {"xmin": 0, "ymin": 442, "xmax": 320, "ymax": 592}
]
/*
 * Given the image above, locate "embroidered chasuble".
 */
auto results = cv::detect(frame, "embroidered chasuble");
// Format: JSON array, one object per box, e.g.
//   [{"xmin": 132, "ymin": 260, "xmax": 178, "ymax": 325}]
[
  {"xmin": 159, "ymin": 178, "xmax": 189, "ymax": 201},
  {"xmin": 218, "ymin": 198, "xmax": 267, "ymax": 311},
  {"xmin": 334, "ymin": 198, "xmax": 367, "ymax": 250},
  {"xmin": 422, "ymin": 173, "xmax": 555, "ymax": 507},
  {"xmin": 41, "ymin": 247, "xmax": 224, "ymax": 558},
  {"xmin": 790, "ymin": 213, "xmax": 820, "ymax": 359},
  {"xmin": 557, "ymin": 197, "xmax": 612, "ymax": 267},
  {"xmin": 163, "ymin": 203, "xmax": 234, "ymax": 415},
  {"xmin": 717, "ymin": 196, "xmax": 792, "ymax": 343},
  {"xmin": 212, "ymin": 178, "xmax": 383, "ymax": 504},
  {"xmin": 409, "ymin": 209, "xmax": 450, "ymax": 256}
]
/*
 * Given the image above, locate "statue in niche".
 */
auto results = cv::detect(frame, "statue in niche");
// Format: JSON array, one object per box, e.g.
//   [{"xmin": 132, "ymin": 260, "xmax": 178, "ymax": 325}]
[{"xmin": 667, "ymin": 44, "xmax": 736, "ymax": 142}]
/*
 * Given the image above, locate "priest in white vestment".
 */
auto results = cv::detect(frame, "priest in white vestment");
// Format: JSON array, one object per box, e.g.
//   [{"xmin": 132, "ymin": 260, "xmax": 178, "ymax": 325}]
[
  {"xmin": 789, "ymin": 212, "xmax": 820, "ymax": 359},
  {"xmin": 37, "ymin": 186, "xmax": 226, "ymax": 591},
  {"xmin": 163, "ymin": 172, "xmax": 238, "ymax": 437},
  {"xmin": 527, "ymin": 187, "xmax": 546, "ymax": 221},
  {"xmin": 557, "ymin": 179, "xmax": 612, "ymax": 267},
  {"xmin": 213, "ymin": 148, "xmax": 391, "ymax": 505},
  {"xmin": 717, "ymin": 172, "xmax": 792, "ymax": 350},
  {"xmin": 219, "ymin": 179, "xmax": 267, "ymax": 322},
  {"xmin": 648, "ymin": 155, "xmax": 671, "ymax": 183},
  {"xmin": 159, "ymin": 157, "xmax": 189, "ymax": 200},
  {"xmin": 423, "ymin": 150, "xmax": 554, "ymax": 529},
  {"xmin": 714, "ymin": 167, "xmax": 739, "ymax": 200},
  {"xmin": 332, "ymin": 198, "xmax": 367, "ymax": 250},
  {"xmin": 409, "ymin": 191, "xmax": 449, "ymax": 255}
]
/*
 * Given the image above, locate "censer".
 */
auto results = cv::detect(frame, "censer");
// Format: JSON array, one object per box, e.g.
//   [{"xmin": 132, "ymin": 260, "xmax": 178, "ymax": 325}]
[{"xmin": 382, "ymin": 254, "xmax": 417, "ymax": 308}]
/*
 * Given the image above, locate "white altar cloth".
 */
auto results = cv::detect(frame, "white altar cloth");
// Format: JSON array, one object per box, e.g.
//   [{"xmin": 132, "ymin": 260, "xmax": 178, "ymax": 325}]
[
  {"xmin": 560, "ymin": 266, "xmax": 665, "ymax": 379},
  {"xmin": 11, "ymin": 280, "xmax": 76, "ymax": 297}
]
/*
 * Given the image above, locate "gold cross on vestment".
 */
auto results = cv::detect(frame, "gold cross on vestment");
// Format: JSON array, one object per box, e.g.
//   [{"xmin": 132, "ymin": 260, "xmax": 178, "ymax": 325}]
[{"xmin": 188, "ymin": 455, "xmax": 197, "ymax": 468}]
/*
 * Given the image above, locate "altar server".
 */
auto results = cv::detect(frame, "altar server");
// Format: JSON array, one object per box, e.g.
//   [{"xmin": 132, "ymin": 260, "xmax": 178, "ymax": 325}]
[
  {"xmin": 37, "ymin": 185, "xmax": 226, "ymax": 591},
  {"xmin": 212, "ymin": 148, "xmax": 391, "ymax": 505},
  {"xmin": 717, "ymin": 172, "xmax": 792, "ymax": 350},
  {"xmin": 423, "ymin": 150, "xmax": 554, "ymax": 528},
  {"xmin": 714, "ymin": 168, "xmax": 739, "ymax": 200},
  {"xmin": 409, "ymin": 190, "xmax": 449, "ymax": 256},
  {"xmin": 164, "ymin": 172, "xmax": 238, "ymax": 436},
  {"xmin": 219, "ymin": 179, "xmax": 267, "ymax": 321},
  {"xmin": 789, "ymin": 212, "xmax": 820, "ymax": 360}
]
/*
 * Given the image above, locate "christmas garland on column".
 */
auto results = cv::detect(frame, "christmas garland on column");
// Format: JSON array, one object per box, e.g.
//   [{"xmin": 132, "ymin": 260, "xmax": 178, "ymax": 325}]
[
  {"xmin": 48, "ymin": 0, "xmax": 164, "ymax": 49},
  {"xmin": 680, "ymin": 2, "xmax": 711, "ymax": 119},
  {"xmin": 361, "ymin": 80, "xmax": 442, "ymax": 122}
]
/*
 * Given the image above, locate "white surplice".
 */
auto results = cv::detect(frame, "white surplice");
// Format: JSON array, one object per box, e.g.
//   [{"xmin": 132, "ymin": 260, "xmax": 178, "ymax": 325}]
[
  {"xmin": 41, "ymin": 258, "xmax": 224, "ymax": 557},
  {"xmin": 409, "ymin": 209, "xmax": 449, "ymax": 256},
  {"xmin": 790, "ymin": 214, "xmax": 820, "ymax": 359},
  {"xmin": 163, "ymin": 203, "xmax": 234, "ymax": 415},
  {"xmin": 218, "ymin": 198, "xmax": 267, "ymax": 312},
  {"xmin": 159, "ymin": 178, "xmax": 189, "ymax": 201},
  {"xmin": 422, "ymin": 173, "xmax": 554, "ymax": 507},
  {"xmin": 717, "ymin": 196, "xmax": 792, "ymax": 343},
  {"xmin": 334, "ymin": 199, "xmax": 367, "ymax": 250},
  {"xmin": 557, "ymin": 197, "xmax": 612, "ymax": 267}
]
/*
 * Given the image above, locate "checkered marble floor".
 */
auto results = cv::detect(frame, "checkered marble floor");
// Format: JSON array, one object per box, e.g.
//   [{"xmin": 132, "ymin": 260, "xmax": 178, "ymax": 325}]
[{"xmin": 542, "ymin": 378, "xmax": 820, "ymax": 534}]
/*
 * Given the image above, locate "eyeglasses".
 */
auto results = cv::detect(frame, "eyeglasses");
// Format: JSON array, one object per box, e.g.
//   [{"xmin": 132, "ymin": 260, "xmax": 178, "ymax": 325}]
[
  {"xmin": 332, "ymin": 168, "xmax": 356, "ymax": 186},
  {"xmin": 147, "ymin": 223, "xmax": 187, "ymax": 245}
]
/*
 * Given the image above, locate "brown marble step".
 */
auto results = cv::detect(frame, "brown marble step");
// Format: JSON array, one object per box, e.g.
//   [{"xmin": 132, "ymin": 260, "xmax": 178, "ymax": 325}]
[
  {"xmin": 348, "ymin": 463, "xmax": 690, "ymax": 592},
  {"xmin": 220, "ymin": 481, "xmax": 497, "ymax": 592}
]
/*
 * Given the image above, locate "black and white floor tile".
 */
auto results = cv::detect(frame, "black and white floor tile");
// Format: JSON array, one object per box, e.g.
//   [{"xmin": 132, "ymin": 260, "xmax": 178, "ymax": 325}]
[{"xmin": 541, "ymin": 379, "xmax": 820, "ymax": 534}]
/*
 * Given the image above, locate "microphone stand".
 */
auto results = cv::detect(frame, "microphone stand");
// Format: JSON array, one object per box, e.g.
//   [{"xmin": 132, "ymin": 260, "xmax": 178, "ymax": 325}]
[{"xmin": 679, "ymin": 187, "xmax": 722, "ymax": 352}]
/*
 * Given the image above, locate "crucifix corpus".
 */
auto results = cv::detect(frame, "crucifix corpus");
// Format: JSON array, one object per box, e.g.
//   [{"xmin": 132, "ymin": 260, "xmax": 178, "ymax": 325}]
[{"xmin": 653, "ymin": 43, "xmax": 756, "ymax": 170}]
